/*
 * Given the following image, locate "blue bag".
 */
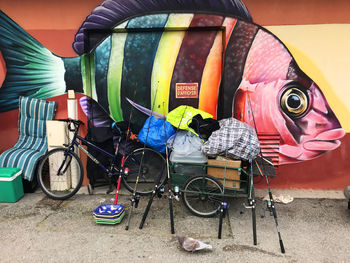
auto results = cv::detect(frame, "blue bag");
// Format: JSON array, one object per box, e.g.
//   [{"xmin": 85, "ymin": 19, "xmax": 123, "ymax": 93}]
[{"xmin": 138, "ymin": 116, "xmax": 176, "ymax": 153}]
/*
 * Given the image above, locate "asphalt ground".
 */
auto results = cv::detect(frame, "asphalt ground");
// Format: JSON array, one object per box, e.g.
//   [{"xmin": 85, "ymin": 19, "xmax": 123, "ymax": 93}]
[{"xmin": 0, "ymin": 187, "xmax": 349, "ymax": 263}]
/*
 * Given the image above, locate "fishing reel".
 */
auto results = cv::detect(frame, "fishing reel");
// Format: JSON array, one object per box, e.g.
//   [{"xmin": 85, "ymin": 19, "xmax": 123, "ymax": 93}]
[
  {"xmin": 220, "ymin": 202, "xmax": 229, "ymax": 218},
  {"xmin": 173, "ymin": 186, "xmax": 180, "ymax": 201},
  {"xmin": 131, "ymin": 194, "xmax": 141, "ymax": 208},
  {"xmin": 123, "ymin": 167, "xmax": 130, "ymax": 176},
  {"xmin": 157, "ymin": 185, "xmax": 165, "ymax": 198},
  {"xmin": 261, "ymin": 195, "xmax": 276, "ymax": 218},
  {"xmin": 243, "ymin": 198, "xmax": 256, "ymax": 209}
]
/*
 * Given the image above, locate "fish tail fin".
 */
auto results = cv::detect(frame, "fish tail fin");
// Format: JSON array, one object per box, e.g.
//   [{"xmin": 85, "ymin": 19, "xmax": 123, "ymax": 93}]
[{"xmin": 0, "ymin": 10, "xmax": 66, "ymax": 112}]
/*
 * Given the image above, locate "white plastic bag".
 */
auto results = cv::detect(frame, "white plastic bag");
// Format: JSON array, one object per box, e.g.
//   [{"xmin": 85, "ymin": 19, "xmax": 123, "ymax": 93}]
[{"xmin": 168, "ymin": 131, "xmax": 207, "ymax": 163}]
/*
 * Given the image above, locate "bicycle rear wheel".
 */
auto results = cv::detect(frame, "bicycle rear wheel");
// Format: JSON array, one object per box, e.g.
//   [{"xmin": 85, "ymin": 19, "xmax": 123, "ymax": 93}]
[
  {"xmin": 37, "ymin": 148, "xmax": 84, "ymax": 200},
  {"xmin": 122, "ymin": 148, "xmax": 166, "ymax": 195},
  {"xmin": 182, "ymin": 174, "xmax": 224, "ymax": 217}
]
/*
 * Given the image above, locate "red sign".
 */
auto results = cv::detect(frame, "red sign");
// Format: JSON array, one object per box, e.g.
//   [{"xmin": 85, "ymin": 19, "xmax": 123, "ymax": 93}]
[{"xmin": 176, "ymin": 83, "xmax": 198, "ymax": 98}]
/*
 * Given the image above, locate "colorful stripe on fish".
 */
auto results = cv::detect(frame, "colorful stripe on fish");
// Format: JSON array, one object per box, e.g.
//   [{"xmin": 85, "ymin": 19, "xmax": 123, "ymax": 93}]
[{"xmin": 0, "ymin": 0, "xmax": 345, "ymax": 165}]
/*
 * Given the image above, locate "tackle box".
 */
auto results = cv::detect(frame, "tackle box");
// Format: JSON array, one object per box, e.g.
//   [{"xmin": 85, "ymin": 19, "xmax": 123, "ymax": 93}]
[
  {"xmin": 93, "ymin": 204, "xmax": 125, "ymax": 225},
  {"xmin": 0, "ymin": 167, "xmax": 24, "ymax": 203}
]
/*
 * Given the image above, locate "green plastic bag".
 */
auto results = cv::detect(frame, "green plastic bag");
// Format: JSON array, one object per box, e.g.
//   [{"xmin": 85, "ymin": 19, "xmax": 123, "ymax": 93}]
[{"xmin": 166, "ymin": 105, "xmax": 212, "ymax": 136}]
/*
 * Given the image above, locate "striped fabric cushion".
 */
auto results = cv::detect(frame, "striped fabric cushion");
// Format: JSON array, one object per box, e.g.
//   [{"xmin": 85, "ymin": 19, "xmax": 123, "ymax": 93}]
[{"xmin": 0, "ymin": 96, "xmax": 57, "ymax": 181}]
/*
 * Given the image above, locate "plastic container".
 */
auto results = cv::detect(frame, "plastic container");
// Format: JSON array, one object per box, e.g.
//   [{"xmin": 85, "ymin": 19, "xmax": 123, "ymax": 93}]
[
  {"xmin": 0, "ymin": 167, "xmax": 24, "ymax": 203},
  {"xmin": 172, "ymin": 163, "xmax": 206, "ymax": 176},
  {"xmin": 170, "ymin": 150, "xmax": 207, "ymax": 164},
  {"xmin": 169, "ymin": 131, "xmax": 207, "ymax": 164}
]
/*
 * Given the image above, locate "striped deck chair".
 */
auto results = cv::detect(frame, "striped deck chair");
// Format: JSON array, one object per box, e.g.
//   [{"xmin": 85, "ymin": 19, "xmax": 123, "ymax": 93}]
[{"xmin": 0, "ymin": 96, "xmax": 57, "ymax": 181}]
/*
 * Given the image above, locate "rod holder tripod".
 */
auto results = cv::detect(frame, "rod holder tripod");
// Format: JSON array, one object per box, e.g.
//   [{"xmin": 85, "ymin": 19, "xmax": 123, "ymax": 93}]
[
  {"xmin": 125, "ymin": 193, "xmax": 141, "ymax": 231},
  {"xmin": 243, "ymin": 197, "xmax": 257, "ymax": 245},
  {"xmin": 139, "ymin": 173, "xmax": 175, "ymax": 234},
  {"xmin": 218, "ymin": 202, "xmax": 228, "ymax": 239}
]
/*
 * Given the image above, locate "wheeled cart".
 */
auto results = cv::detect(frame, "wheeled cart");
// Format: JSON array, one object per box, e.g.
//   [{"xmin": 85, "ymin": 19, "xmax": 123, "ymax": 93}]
[{"xmin": 170, "ymin": 160, "xmax": 257, "ymax": 243}]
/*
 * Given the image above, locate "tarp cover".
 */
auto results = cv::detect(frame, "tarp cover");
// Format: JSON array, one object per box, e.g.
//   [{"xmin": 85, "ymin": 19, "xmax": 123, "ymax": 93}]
[
  {"xmin": 166, "ymin": 105, "xmax": 212, "ymax": 136},
  {"xmin": 202, "ymin": 118, "xmax": 260, "ymax": 160},
  {"xmin": 138, "ymin": 116, "xmax": 175, "ymax": 153}
]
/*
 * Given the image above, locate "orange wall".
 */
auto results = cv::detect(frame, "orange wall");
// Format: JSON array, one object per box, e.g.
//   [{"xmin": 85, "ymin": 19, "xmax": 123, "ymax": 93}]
[
  {"xmin": 245, "ymin": 0, "xmax": 350, "ymax": 25},
  {"xmin": 2, "ymin": 0, "xmax": 350, "ymax": 57}
]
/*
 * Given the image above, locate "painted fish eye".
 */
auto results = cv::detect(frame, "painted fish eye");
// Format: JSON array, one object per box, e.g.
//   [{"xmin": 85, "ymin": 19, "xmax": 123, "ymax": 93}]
[{"xmin": 280, "ymin": 86, "xmax": 308, "ymax": 118}]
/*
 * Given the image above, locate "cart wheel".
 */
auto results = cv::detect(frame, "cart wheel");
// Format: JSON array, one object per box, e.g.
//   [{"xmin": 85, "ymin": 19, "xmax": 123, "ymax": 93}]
[{"xmin": 182, "ymin": 174, "xmax": 224, "ymax": 217}]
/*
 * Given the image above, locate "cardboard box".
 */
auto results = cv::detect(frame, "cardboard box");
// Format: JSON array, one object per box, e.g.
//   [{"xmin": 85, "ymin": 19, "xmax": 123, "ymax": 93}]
[
  {"xmin": 207, "ymin": 159, "xmax": 241, "ymax": 189},
  {"xmin": 0, "ymin": 168, "xmax": 24, "ymax": 203}
]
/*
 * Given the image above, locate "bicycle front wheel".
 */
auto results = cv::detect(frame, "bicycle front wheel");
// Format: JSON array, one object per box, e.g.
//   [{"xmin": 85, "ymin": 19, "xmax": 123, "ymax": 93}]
[
  {"xmin": 122, "ymin": 148, "xmax": 166, "ymax": 195},
  {"xmin": 37, "ymin": 148, "xmax": 84, "ymax": 200},
  {"xmin": 182, "ymin": 175, "xmax": 224, "ymax": 217}
]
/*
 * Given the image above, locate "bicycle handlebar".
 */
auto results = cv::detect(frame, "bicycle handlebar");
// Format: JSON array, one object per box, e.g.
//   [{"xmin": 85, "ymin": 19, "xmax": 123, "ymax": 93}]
[
  {"xmin": 57, "ymin": 118, "xmax": 84, "ymax": 125},
  {"xmin": 57, "ymin": 118, "xmax": 84, "ymax": 132},
  {"xmin": 57, "ymin": 118, "xmax": 125, "ymax": 135}
]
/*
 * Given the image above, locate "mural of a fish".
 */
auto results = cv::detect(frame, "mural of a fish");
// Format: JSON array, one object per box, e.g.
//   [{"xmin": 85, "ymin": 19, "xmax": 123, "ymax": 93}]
[{"xmin": 0, "ymin": 0, "xmax": 345, "ymax": 165}]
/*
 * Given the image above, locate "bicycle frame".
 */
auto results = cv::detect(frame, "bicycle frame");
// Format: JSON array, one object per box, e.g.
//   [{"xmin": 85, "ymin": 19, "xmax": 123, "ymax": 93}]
[{"xmin": 59, "ymin": 124, "xmax": 120, "ymax": 178}]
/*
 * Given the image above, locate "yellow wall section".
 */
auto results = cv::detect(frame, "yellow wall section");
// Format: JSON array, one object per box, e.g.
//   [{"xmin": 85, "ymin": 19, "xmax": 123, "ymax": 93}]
[
  {"xmin": 266, "ymin": 24, "xmax": 350, "ymax": 132},
  {"xmin": 151, "ymin": 14, "xmax": 193, "ymax": 113},
  {"xmin": 107, "ymin": 21, "xmax": 128, "ymax": 122}
]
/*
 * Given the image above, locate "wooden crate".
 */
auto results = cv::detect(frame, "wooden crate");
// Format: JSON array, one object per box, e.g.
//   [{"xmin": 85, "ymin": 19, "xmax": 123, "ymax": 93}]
[{"xmin": 207, "ymin": 159, "xmax": 241, "ymax": 189}]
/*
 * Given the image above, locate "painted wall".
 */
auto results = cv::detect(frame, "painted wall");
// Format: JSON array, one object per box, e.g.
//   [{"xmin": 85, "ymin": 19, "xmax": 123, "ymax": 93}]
[{"xmin": 0, "ymin": 0, "xmax": 349, "ymax": 189}]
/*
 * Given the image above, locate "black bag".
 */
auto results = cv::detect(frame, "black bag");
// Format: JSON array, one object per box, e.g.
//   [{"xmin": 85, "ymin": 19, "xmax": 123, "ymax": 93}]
[{"xmin": 188, "ymin": 114, "xmax": 220, "ymax": 139}]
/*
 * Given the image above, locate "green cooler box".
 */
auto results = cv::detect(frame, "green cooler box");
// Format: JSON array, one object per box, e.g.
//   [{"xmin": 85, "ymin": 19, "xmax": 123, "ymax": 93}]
[{"xmin": 0, "ymin": 168, "xmax": 24, "ymax": 203}]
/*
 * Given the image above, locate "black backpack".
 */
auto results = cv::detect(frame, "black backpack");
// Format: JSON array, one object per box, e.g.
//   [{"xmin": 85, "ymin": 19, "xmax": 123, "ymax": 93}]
[{"xmin": 188, "ymin": 114, "xmax": 220, "ymax": 139}]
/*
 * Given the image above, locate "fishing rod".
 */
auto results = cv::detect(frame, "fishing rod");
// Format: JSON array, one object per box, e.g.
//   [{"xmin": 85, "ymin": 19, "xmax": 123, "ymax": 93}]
[
  {"xmin": 242, "ymin": 98, "xmax": 257, "ymax": 246},
  {"xmin": 139, "ymin": 102, "xmax": 175, "ymax": 234},
  {"xmin": 125, "ymin": 87, "xmax": 158, "ymax": 231},
  {"xmin": 255, "ymin": 159, "xmax": 285, "ymax": 253},
  {"xmin": 139, "ymin": 105, "xmax": 187, "ymax": 232},
  {"xmin": 247, "ymin": 94, "xmax": 285, "ymax": 254},
  {"xmin": 218, "ymin": 119, "xmax": 231, "ymax": 239},
  {"xmin": 112, "ymin": 90, "xmax": 137, "ymax": 205}
]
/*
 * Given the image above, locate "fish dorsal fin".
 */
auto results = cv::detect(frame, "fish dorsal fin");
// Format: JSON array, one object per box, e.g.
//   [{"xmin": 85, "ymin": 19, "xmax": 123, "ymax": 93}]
[{"xmin": 73, "ymin": 0, "xmax": 252, "ymax": 55}]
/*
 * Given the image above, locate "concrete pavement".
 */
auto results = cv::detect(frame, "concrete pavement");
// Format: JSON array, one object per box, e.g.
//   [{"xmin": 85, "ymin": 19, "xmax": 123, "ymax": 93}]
[{"xmin": 0, "ymin": 187, "xmax": 349, "ymax": 262}]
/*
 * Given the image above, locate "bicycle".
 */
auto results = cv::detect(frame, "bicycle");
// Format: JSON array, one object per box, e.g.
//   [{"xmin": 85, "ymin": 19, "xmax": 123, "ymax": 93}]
[{"xmin": 37, "ymin": 119, "xmax": 166, "ymax": 200}]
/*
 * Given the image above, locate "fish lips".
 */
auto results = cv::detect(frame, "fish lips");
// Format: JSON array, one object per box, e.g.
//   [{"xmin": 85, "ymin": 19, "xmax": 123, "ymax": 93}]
[{"xmin": 303, "ymin": 128, "xmax": 345, "ymax": 151}]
